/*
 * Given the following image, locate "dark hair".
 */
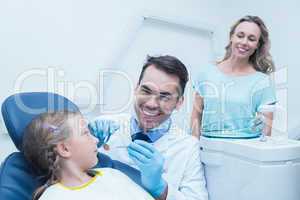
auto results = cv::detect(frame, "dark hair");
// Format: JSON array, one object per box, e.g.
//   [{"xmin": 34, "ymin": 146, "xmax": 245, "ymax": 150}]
[
  {"xmin": 220, "ymin": 15, "xmax": 275, "ymax": 74},
  {"xmin": 22, "ymin": 111, "xmax": 81, "ymax": 200},
  {"xmin": 138, "ymin": 55, "xmax": 189, "ymax": 95}
]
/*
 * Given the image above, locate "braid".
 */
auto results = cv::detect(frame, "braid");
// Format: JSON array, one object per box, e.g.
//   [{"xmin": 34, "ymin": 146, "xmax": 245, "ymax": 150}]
[
  {"xmin": 47, "ymin": 148, "xmax": 60, "ymax": 181},
  {"xmin": 23, "ymin": 111, "xmax": 81, "ymax": 200},
  {"xmin": 32, "ymin": 148, "xmax": 60, "ymax": 200}
]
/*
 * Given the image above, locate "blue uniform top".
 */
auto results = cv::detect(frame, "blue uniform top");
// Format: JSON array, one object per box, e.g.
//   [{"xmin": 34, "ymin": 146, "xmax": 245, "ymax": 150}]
[{"xmin": 192, "ymin": 63, "xmax": 276, "ymax": 138}]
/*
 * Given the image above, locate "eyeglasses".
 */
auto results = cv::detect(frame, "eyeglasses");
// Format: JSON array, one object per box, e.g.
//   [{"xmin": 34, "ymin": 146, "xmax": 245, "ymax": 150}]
[{"xmin": 136, "ymin": 86, "xmax": 180, "ymax": 103}]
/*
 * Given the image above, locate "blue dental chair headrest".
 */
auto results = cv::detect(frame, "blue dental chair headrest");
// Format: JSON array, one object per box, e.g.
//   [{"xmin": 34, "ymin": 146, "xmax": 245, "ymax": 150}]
[
  {"xmin": 1, "ymin": 92, "xmax": 79, "ymax": 151},
  {"xmin": 0, "ymin": 92, "xmax": 80, "ymax": 200},
  {"xmin": 0, "ymin": 92, "xmax": 141, "ymax": 200}
]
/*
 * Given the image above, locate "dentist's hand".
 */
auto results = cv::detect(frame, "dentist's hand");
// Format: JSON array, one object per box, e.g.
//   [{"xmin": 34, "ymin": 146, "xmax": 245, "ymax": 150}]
[
  {"xmin": 128, "ymin": 140, "xmax": 167, "ymax": 198},
  {"xmin": 88, "ymin": 119, "xmax": 120, "ymax": 147}
]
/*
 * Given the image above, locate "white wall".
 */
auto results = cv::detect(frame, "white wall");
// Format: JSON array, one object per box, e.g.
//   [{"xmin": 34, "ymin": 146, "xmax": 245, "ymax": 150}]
[
  {"xmin": 0, "ymin": 0, "xmax": 221, "ymax": 96},
  {"xmin": 0, "ymin": 0, "xmax": 299, "ymax": 161},
  {"xmin": 0, "ymin": 0, "xmax": 224, "ymax": 161},
  {"xmin": 0, "ymin": 0, "xmax": 223, "ymax": 133}
]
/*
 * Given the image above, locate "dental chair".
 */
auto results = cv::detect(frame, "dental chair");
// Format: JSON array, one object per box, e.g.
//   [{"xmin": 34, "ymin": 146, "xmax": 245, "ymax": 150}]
[{"xmin": 0, "ymin": 92, "xmax": 141, "ymax": 200}]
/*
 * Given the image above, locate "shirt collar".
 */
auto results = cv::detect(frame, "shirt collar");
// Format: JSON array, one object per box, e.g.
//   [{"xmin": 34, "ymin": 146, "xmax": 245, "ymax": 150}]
[{"xmin": 130, "ymin": 113, "xmax": 172, "ymax": 142}]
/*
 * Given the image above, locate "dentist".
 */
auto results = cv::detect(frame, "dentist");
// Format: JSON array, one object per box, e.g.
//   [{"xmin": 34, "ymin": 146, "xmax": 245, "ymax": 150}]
[{"xmin": 89, "ymin": 55, "xmax": 208, "ymax": 200}]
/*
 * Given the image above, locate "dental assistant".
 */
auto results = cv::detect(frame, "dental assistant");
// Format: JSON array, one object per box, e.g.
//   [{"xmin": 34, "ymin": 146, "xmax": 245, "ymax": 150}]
[
  {"xmin": 90, "ymin": 55, "xmax": 208, "ymax": 200},
  {"xmin": 191, "ymin": 15, "xmax": 276, "ymax": 139}
]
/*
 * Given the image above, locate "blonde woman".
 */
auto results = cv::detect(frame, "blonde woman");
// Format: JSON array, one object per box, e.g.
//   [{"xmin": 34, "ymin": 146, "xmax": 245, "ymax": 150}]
[{"xmin": 191, "ymin": 15, "xmax": 276, "ymax": 139}]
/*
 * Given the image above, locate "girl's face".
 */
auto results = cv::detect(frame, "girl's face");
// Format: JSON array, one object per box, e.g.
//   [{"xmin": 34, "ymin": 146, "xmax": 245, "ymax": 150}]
[
  {"xmin": 230, "ymin": 21, "xmax": 261, "ymax": 60},
  {"xmin": 63, "ymin": 115, "xmax": 99, "ymax": 170}
]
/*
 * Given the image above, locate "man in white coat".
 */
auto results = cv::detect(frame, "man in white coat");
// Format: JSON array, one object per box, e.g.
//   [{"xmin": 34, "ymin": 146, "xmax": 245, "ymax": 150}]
[{"xmin": 89, "ymin": 55, "xmax": 208, "ymax": 200}]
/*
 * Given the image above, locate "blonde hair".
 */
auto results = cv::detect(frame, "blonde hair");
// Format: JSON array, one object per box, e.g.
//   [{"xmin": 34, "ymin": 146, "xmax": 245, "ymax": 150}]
[
  {"xmin": 23, "ymin": 111, "xmax": 81, "ymax": 200},
  {"xmin": 220, "ymin": 15, "xmax": 275, "ymax": 74}
]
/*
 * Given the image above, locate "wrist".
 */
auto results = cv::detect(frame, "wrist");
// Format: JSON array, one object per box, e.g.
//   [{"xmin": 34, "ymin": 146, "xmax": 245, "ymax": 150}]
[
  {"xmin": 155, "ymin": 184, "xmax": 168, "ymax": 200},
  {"xmin": 150, "ymin": 179, "xmax": 167, "ymax": 198}
]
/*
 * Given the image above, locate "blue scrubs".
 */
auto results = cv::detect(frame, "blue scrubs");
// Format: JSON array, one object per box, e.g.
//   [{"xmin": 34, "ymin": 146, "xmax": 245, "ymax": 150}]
[{"xmin": 193, "ymin": 63, "xmax": 276, "ymax": 138}]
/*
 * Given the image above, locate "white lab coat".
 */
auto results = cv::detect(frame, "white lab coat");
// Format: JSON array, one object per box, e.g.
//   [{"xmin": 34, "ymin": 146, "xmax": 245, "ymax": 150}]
[{"xmin": 97, "ymin": 114, "xmax": 208, "ymax": 200}]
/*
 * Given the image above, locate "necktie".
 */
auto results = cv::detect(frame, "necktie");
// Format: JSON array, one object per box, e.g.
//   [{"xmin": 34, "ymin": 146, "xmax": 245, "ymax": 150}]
[{"xmin": 131, "ymin": 132, "xmax": 152, "ymax": 143}]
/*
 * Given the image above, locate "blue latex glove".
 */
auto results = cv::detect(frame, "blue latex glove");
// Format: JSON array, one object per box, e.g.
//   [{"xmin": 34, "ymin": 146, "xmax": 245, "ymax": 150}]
[
  {"xmin": 127, "ymin": 140, "xmax": 167, "ymax": 198},
  {"xmin": 88, "ymin": 119, "xmax": 120, "ymax": 147},
  {"xmin": 249, "ymin": 114, "xmax": 265, "ymax": 133}
]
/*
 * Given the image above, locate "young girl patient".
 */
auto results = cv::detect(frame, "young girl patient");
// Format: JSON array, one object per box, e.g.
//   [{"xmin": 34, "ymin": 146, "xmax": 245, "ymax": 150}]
[{"xmin": 22, "ymin": 111, "xmax": 154, "ymax": 200}]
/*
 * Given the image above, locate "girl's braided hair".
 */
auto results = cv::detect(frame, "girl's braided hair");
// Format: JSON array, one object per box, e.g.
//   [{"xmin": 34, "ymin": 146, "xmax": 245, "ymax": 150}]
[{"xmin": 22, "ymin": 111, "xmax": 81, "ymax": 200}]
